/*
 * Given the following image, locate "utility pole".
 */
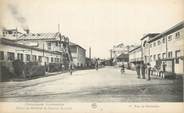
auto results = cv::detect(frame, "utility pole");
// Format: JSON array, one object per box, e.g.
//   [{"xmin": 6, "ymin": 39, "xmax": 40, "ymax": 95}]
[
  {"xmin": 89, "ymin": 47, "xmax": 91, "ymax": 59},
  {"xmin": 110, "ymin": 49, "xmax": 112, "ymax": 59},
  {"xmin": 58, "ymin": 24, "xmax": 60, "ymax": 33}
]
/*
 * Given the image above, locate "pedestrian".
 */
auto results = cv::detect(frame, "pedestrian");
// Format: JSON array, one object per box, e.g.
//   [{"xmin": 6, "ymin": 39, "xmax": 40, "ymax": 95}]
[
  {"xmin": 146, "ymin": 63, "xmax": 151, "ymax": 80},
  {"xmin": 69, "ymin": 62, "xmax": 73, "ymax": 75},
  {"xmin": 162, "ymin": 62, "xmax": 166, "ymax": 72},
  {"xmin": 95, "ymin": 59, "xmax": 98, "ymax": 70},
  {"xmin": 140, "ymin": 62, "xmax": 146, "ymax": 79},
  {"xmin": 135, "ymin": 63, "xmax": 140, "ymax": 78},
  {"xmin": 121, "ymin": 63, "xmax": 125, "ymax": 74}
]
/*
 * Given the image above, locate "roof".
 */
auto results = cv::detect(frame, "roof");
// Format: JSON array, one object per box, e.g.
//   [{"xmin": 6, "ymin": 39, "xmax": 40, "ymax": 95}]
[
  {"xmin": 148, "ymin": 21, "xmax": 184, "ymax": 43},
  {"xmin": 0, "ymin": 38, "xmax": 62, "ymax": 54},
  {"xmin": 69, "ymin": 42, "xmax": 86, "ymax": 51},
  {"xmin": 116, "ymin": 43, "xmax": 124, "ymax": 47},
  {"xmin": 2, "ymin": 33, "xmax": 23, "ymax": 40},
  {"xmin": 140, "ymin": 33, "xmax": 160, "ymax": 40},
  {"xmin": 129, "ymin": 46, "xmax": 141, "ymax": 53},
  {"xmin": 117, "ymin": 53, "xmax": 129, "ymax": 59},
  {"xmin": 17, "ymin": 32, "xmax": 61, "ymax": 40}
]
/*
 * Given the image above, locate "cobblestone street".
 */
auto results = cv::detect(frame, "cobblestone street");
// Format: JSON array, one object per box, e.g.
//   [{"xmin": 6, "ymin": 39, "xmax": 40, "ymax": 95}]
[{"xmin": 0, "ymin": 67, "xmax": 183, "ymax": 102}]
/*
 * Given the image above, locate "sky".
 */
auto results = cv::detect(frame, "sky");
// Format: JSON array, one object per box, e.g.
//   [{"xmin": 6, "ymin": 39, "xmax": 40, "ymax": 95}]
[{"xmin": 1, "ymin": 0, "xmax": 184, "ymax": 59}]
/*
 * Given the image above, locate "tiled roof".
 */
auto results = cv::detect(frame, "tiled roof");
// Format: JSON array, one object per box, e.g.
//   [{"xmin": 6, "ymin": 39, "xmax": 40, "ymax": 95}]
[{"xmin": 17, "ymin": 32, "xmax": 61, "ymax": 40}]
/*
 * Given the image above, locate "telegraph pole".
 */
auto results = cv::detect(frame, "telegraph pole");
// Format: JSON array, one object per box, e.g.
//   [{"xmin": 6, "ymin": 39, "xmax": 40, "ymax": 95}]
[
  {"xmin": 58, "ymin": 24, "xmax": 60, "ymax": 33},
  {"xmin": 89, "ymin": 47, "xmax": 91, "ymax": 59}
]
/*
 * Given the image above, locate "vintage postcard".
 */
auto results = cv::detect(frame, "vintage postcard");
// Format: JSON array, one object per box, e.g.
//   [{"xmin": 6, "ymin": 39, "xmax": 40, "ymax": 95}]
[{"xmin": 0, "ymin": 0, "xmax": 183, "ymax": 113}]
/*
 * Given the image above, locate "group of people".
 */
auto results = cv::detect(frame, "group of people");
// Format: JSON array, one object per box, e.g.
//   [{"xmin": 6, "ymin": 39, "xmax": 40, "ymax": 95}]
[{"xmin": 135, "ymin": 62, "xmax": 151, "ymax": 80}]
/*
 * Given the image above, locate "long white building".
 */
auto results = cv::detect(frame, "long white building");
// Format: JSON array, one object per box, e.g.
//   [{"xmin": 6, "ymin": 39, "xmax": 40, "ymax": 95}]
[
  {"xmin": 129, "ymin": 21, "xmax": 184, "ymax": 74},
  {"xmin": 148, "ymin": 21, "xmax": 184, "ymax": 74}
]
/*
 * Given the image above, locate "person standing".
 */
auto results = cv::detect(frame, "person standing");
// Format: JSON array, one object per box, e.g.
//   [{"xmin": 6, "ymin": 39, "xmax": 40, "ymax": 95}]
[
  {"xmin": 121, "ymin": 63, "xmax": 125, "ymax": 74},
  {"xmin": 69, "ymin": 62, "xmax": 73, "ymax": 75},
  {"xmin": 140, "ymin": 62, "xmax": 146, "ymax": 79},
  {"xmin": 135, "ymin": 63, "xmax": 140, "ymax": 78},
  {"xmin": 95, "ymin": 59, "xmax": 98, "ymax": 70},
  {"xmin": 146, "ymin": 63, "xmax": 151, "ymax": 80}
]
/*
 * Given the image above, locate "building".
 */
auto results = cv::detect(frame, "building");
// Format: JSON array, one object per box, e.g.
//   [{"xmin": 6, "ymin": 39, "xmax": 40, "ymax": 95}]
[
  {"xmin": 69, "ymin": 42, "xmax": 86, "ymax": 68},
  {"xmin": 0, "ymin": 38, "xmax": 62, "ymax": 64},
  {"xmin": 148, "ymin": 21, "xmax": 184, "ymax": 74},
  {"xmin": 116, "ymin": 53, "xmax": 129, "ymax": 62},
  {"xmin": 129, "ymin": 21, "xmax": 184, "ymax": 74},
  {"xmin": 129, "ymin": 46, "xmax": 142, "ymax": 69},
  {"xmin": 110, "ymin": 43, "xmax": 137, "ymax": 64},
  {"xmin": 0, "ymin": 28, "xmax": 74, "ymax": 69},
  {"xmin": 140, "ymin": 33, "xmax": 160, "ymax": 64},
  {"xmin": 14, "ymin": 31, "xmax": 72, "ymax": 67},
  {"xmin": 1, "ymin": 28, "xmax": 23, "ymax": 40}
]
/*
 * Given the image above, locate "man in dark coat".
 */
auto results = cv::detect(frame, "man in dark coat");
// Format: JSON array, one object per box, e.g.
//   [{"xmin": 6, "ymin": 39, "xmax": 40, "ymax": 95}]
[
  {"xmin": 140, "ymin": 62, "xmax": 146, "ymax": 79},
  {"xmin": 135, "ymin": 63, "xmax": 140, "ymax": 78},
  {"xmin": 146, "ymin": 63, "xmax": 151, "ymax": 80}
]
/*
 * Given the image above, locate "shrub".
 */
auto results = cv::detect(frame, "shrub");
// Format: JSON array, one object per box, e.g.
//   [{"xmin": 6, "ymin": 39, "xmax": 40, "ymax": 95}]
[
  {"xmin": 0, "ymin": 61, "xmax": 14, "ymax": 81},
  {"xmin": 48, "ymin": 63, "xmax": 61, "ymax": 72},
  {"xmin": 24, "ymin": 62, "xmax": 45, "ymax": 78},
  {"xmin": 12, "ymin": 60, "xmax": 25, "ymax": 77}
]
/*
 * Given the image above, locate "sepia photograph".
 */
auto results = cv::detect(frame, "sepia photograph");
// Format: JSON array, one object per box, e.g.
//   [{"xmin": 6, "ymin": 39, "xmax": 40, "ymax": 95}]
[{"xmin": 0, "ymin": 0, "xmax": 183, "ymax": 113}]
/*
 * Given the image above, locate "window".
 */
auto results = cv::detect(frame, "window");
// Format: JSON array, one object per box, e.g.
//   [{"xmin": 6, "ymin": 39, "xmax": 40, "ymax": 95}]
[
  {"xmin": 175, "ymin": 50, "xmax": 181, "ymax": 58},
  {"xmin": 150, "ymin": 44, "xmax": 152, "ymax": 48},
  {"xmin": 47, "ymin": 42, "xmax": 51, "ymax": 50},
  {"xmin": 46, "ymin": 57, "xmax": 49, "ymax": 63},
  {"xmin": 175, "ymin": 32, "xmax": 180, "ymax": 39},
  {"xmin": 153, "ymin": 55, "xmax": 156, "ymax": 60},
  {"xmin": 153, "ymin": 42, "xmax": 156, "ymax": 47},
  {"xmin": 175, "ymin": 50, "xmax": 181, "ymax": 64},
  {"xmin": 162, "ymin": 53, "xmax": 166, "ymax": 59},
  {"xmin": 7, "ymin": 52, "xmax": 15, "ymax": 61},
  {"xmin": 51, "ymin": 57, "xmax": 53, "ymax": 63},
  {"xmin": 157, "ymin": 40, "xmax": 161, "ymax": 45},
  {"xmin": 158, "ymin": 54, "xmax": 161, "ymax": 59},
  {"xmin": 168, "ymin": 35, "xmax": 172, "ymax": 41},
  {"xmin": 26, "ymin": 54, "xmax": 30, "ymax": 62},
  {"xmin": 32, "ymin": 55, "xmax": 37, "ymax": 62},
  {"xmin": 0, "ymin": 51, "xmax": 4, "ymax": 60},
  {"xmin": 17, "ymin": 53, "xmax": 23, "ymax": 61},
  {"xmin": 56, "ymin": 42, "xmax": 58, "ymax": 46},
  {"xmin": 168, "ymin": 51, "xmax": 172, "ymax": 58},
  {"xmin": 162, "ymin": 37, "xmax": 166, "ymax": 43},
  {"xmin": 38, "ymin": 56, "xmax": 42, "ymax": 62},
  {"xmin": 55, "ymin": 58, "xmax": 59, "ymax": 63}
]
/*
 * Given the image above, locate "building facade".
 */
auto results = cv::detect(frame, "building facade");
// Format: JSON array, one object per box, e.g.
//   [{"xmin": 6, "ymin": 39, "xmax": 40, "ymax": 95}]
[
  {"xmin": 140, "ymin": 33, "xmax": 160, "ymax": 64},
  {"xmin": 69, "ymin": 42, "xmax": 86, "ymax": 68},
  {"xmin": 15, "ymin": 32, "xmax": 72, "ymax": 67},
  {"xmin": 148, "ymin": 21, "xmax": 184, "ymax": 74},
  {"xmin": 0, "ymin": 38, "xmax": 62, "ymax": 65},
  {"xmin": 110, "ymin": 43, "xmax": 137, "ymax": 64},
  {"xmin": 0, "ymin": 28, "xmax": 73, "ymax": 69},
  {"xmin": 129, "ymin": 21, "xmax": 184, "ymax": 74},
  {"xmin": 129, "ymin": 46, "xmax": 142, "ymax": 68}
]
